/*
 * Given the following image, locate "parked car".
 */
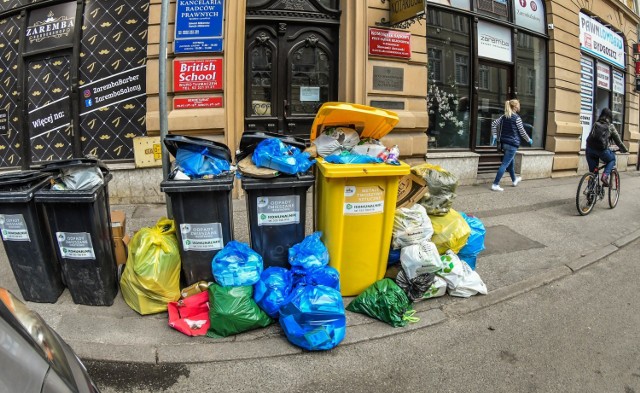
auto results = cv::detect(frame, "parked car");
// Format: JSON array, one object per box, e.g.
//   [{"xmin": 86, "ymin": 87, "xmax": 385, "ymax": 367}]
[{"xmin": 0, "ymin": 288, "xmax": 100, "ymax": 392}]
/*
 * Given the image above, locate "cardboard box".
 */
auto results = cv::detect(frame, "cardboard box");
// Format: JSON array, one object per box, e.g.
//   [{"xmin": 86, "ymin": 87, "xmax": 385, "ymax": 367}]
[
  {"xmin": 110, "ymin": 210, "xmax": 129, "ymax": 265},
  {"xmin": 396, "ymin": 173, "xmax": 428, "ymax": 208},
  {"xmin": 133, "ymin": 136, "xmax": 163, "ymax": 168}
]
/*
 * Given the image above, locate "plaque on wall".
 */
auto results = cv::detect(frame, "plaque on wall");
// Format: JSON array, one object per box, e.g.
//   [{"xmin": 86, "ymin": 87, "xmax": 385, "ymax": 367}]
[
  {"xmin": 373, "ymin": 66, "xmax": 404, "ymax": 91},
  {"xmin": 370, "ymin": 101, "xmax": 405, "ymax": 110},
  {"xmin": 174, "ymin": 0, "xmax": 224, "ymax": 53},
  {"xmin": 25, "ymin": 1, "xmax": 77, "ymax": 54}
]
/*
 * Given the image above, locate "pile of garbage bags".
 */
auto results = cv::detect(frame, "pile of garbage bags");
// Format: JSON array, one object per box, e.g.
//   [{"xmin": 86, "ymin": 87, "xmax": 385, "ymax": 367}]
[{"xmin": 312, "ymin": 126, "xmax": 400, "ymax": 165}]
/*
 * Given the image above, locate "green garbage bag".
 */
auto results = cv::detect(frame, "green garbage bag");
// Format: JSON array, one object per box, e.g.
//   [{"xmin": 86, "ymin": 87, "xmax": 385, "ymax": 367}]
[
  {"xmin": 346, "ymin": 279, "xmax": 416, "ymax": 328},
  {"xmin": 207, "ymin": 284, "xmax": 272, "ymax": 338}
]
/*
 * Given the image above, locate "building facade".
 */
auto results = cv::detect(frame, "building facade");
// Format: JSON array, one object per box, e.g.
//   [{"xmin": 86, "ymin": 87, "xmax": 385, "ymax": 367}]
[{"xmin": 0, "ymin": 1, "xmax": 638, "ymax": 203}]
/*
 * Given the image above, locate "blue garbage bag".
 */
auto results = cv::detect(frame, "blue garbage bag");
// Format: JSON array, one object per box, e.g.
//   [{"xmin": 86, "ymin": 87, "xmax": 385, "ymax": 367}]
[
  {"xmin": 324, "ymin": 152, "xmax": 383, "ymax": 164},
  {"xmin": 288, "ymin": 232, "xmax": 329, "ymax": 270},
  {"xmin": 252, "ymin": 138, "xmax": 315, "ymax": 175},
  {"xmin": 388, "ymin": 247, "xmax": 401, "ymax": 266},
  {"xmin": 279, "ymin": 285, "xmax": 346, "ymax": 351},
  {"xmin": 212, "ymin": 241, "xmax": 263, "ymax": 286},
  {"xmin": 291, "ymin": 265, "xmax": 340, "ymax": 291},
  {"xmin": 458, "ymin": 212, "xmax": 486, "ymax": 270},
  {"xmin": 253, "ymin": 267, "xmax": 293, "ymax": 318},
  {"xmin": 176, "ymin": 147, "xmax": 230, "ymax": 178}
]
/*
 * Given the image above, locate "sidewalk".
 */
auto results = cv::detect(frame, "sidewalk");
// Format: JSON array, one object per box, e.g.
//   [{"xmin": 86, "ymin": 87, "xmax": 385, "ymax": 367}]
[{"xmin": 1, "ymin": 171, "xmax": 639, "ymax": 364}]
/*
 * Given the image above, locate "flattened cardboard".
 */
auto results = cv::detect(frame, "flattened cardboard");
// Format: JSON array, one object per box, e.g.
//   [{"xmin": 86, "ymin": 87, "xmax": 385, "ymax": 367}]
[{"xmin": 396, "ymin": 173, "xmax": 428, "ymax": 208}]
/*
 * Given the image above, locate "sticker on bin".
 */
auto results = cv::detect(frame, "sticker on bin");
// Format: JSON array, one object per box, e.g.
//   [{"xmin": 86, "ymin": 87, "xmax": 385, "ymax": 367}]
[
  {"xmin": 56, "ymin": 232, "xmax": 96, "ymax": 260},
  {"xmin": 0, "ymin": 214, "xmax": 30, "ymax": 242},
  {"xmin": 180, "ymin": 223, "xmax": 224, "ymax": 251},
  {"xmin": 343, "ymin": 185, "xmax": 385, "ymax": 215},
  {"xmin": 257, "ymin": 195, "xmax": 300, "ymax": 226}
]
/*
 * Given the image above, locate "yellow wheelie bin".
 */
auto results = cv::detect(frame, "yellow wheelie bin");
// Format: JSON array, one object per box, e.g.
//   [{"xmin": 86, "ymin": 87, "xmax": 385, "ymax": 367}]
[{"xmin": 311, "ymin": 103, "xmax": 410, "ymax": 296}]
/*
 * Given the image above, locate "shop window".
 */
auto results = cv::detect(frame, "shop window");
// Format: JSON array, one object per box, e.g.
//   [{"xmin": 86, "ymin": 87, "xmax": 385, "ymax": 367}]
[
  {"xmin": 476, "ymin": 0, "xmax": 508, "ymax": 21},
  {"xmin": 611, "ymin": 70, "xmax": 625, "ymax": 138},
  {"xmin": 455, "ymin": 53, "xmax": 469, "ymax": 85},
  {"xmin": 516, "ymin": 32, "xmax": 546, "ymax": 148},
  {"xmin": 427, "ymin": 9, "xmax": 471, "ymax": 149}
]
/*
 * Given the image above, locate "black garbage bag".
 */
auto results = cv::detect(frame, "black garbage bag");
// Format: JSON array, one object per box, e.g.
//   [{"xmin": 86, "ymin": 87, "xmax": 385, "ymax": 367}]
[{"xmin": 395, "ymin": 269, "xmax": 436, "ymax": 302}]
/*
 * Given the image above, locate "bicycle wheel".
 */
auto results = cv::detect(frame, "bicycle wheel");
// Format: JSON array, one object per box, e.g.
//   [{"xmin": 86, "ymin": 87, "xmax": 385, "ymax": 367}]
[
  {"xmin": 576, "ymin": 172, "xmax": 597, "ymax": 216},
  {"xmin": 608, "ymin": 169, "xmax": 620, "ymax": 208}
]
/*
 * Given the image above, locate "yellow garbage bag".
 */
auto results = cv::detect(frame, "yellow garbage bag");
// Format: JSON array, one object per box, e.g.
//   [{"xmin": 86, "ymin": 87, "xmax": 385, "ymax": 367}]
[
  {"xmin": 120, "ymin": 218, "xmax": 181, "ymax": 315},
  {"xmin": 429, "ymin": 209, "xmax": 471, "ymax": 254}
]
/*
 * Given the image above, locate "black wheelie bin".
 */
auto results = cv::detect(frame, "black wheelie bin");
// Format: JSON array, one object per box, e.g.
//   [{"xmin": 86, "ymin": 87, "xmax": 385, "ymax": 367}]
[
  {"xmin": 35, "ymin": 159, "xmax": 117, "ymax": 306},
  {"xmin": 0, "ymin": 171, "xmax": 64, "ymax": 303}
]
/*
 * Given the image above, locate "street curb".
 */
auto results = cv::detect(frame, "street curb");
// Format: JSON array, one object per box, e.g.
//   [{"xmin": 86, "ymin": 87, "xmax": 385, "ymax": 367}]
[
  {"xmin": 442, "ymin": 266, "xmax": 572, "ymax": 317},
  {"xmin": 78, "ymin": 232, "xmax": 640, "ymax": 365}
]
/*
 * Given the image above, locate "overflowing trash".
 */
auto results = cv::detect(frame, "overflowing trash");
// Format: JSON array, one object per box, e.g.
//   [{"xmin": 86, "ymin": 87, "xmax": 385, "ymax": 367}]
[
  {"xmin": 412, "ymin": 163, "xmax": 458, "ymax": 216},
  {"xmin": 288, "ymin": 231, "xmax": 329, "ymax": 270},
  {"xmin": 457, "ymin": 212, "xmax": 487, "ymax": 270},
  {"xmin": 168, "ymin": 291, "xmax": 210, "ymax": 336},
  {"xmin": 279, "ymin": 284, "xmax": 346, "ymax": 351},
  {"xmin": 291, "ymin": 265, "xmax": 340, "ymax": 291},
  {"xmin": 206, "ymin": 284, "xmax": 273, "ymax": 338},
  {"xmin": 347, "ymin": 278, "xmax": 417, "ymax": 327},
  {"xmin": 252, "ymin": 138, "xmax": 315, "ymax": 175},
  {"xmin": 164, "ymin": 135, "xmax": 234, "ymax": 180},
  {"xmin": 253, "ymin": 267, "xmax": 293, "ymax": 318},
  {"xmin": 437, "ymin": 251, "xmax": 487, "ymax": 298},
  {"xmin": 120, "ymin": 218, "xmax": 181, "ymax": 315},
  {"xmin": 211, "ymin": 241, "xmax": 263, "ymax": 287},
  {"xmin": 429, "ymin": 209, "xmax": 471, "ymax": 254}
]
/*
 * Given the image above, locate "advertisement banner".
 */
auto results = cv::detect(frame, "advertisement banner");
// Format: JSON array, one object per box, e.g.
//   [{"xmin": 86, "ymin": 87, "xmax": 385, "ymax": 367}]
[
  {"xmin": 513, "ymin": 0, "xmax": 545, "ymax": 34},
  {"xmin": 173, "ymin": 58, "xmax": 223, "ymax": 92},
  {"xmin": 389, "ymin": 0, "xmax": 425, "ymax": 26},
  {"xmin": 368, "ymin": 28, "xmax": 411, "ymax": 59},
  {"xmin": 0, "ymin": 16, "xmax": 22, "ymax": 167},
  {"xmin": 25, "ymin": 2, "xmax": 77, "ymax": 54},
  {"xmin": 580, "ymin": 56, "xmax": 594, "ymax": 149},
  {"xmin": 596, "ymin": 62, "xmax": 610, "ymax": 90},
  {"xmin": 579, "ymin": 13, "xmax": 624, "ymax": 69},
  {"xmin": 174, "ymin": 97, "xmax": 223, "ymax": 110},
  {"xmin": 612, "ymin": 70, "xmax": 624, "ymax": 94},
  {"xmin": 79, "ymin": 67, "xmax": 146, "ymax": 115},
  {"xmin": 477, "ymin": 20, "xmax": 512, "ymax": 62},
  {"xmin": 174, "ymin": 0, "xmax": 224, "ymax": 53}
]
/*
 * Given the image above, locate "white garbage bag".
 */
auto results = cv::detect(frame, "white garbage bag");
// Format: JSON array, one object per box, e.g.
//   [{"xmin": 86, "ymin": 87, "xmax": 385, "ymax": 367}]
[
  {"xmin": 400, "ymin": 241, "xmax": 443, "ymax": 278},
  {"xmin": 437, "ymin": 250, "xmax": 487, "ymax": 297},
  {"xmin": 392, "ymin": 204, "xmax": 433, "ymax": 249},
  {"xmin": 421, "ymin": 276, "xmax": 447, "ymax": 300}
]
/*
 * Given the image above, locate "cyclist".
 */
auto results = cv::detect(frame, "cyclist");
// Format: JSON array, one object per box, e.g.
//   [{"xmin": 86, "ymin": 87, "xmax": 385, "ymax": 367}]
[
  {"xmin": 586, "ymin": 108, "xmax": 628, "ymax": 186},
  {"xmin": 490, "ymin": 99, "xmax": 533, "ymax": 192}
]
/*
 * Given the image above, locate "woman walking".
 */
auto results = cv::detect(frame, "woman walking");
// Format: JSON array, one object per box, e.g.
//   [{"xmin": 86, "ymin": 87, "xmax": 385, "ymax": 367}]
[{"xmin": 490, "ymin": 99, "xmax": 533, "ymax": 191}]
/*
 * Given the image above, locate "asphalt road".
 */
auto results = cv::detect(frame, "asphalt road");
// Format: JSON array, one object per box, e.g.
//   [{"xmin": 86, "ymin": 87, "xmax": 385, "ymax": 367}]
[{"xmin": 88, "ymin": 237, "xmax": 640, "ymax": 393}]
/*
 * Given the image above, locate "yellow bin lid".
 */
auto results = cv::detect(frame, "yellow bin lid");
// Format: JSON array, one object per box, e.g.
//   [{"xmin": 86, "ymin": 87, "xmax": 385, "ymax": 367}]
[
  {"xmin": 310, "ymin": 102, "xmax": 399, "ymax": 141},
  {"xmin": 316, "ymin": 158, "xmax": 410, "ymax": 178}
]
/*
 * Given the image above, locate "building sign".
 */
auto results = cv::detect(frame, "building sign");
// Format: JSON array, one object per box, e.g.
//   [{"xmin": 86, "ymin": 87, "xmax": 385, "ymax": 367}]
[
  {"xmin": 79, "ymin": 66, "xmax": 146, "ymax": 115},
  {"xmin": 173, "ymin": 58, "xmax": 223, "ymax": 92},
  {"xmin": 174, "ymin": 96, "xmax": 223, "ymax": 110},
  {"xmin": 373, "ymin": 66, "xmax": 404, "ymax": 91},
  {"xmin": 513, "ymin": 0, "xmax": 545, "ymax": 34},
  {"xmin": 580, "ymin": 55, "xmax": 594, "ymax": 149},
  {"xmin": 477, "ymin": 20, "xmax": 512, "ymax": 62},
  {"xmin": 427, "ymin": 0, "xmax": 471, "ymax": 10},
  {"xmin": 0, "ymin": 110, "xmax": 7, "ymax": 135},
  {"xmin": 25, "ymin": 2, "xmax": 76, "ymax": 54},
  {"xmin": 596, "ymin": 62, "xmax": 610, "ymax": 90},
  {"xmin": 389, "ymin": 0, "xmax": 425, "ymax": 26},
  {"xmin": 368, "ymin": 28, "xmax": 411, "ymax": 59},
  {"xmin": 174, "ymin": 0, "xmax": 224, "ymax": 53},
  {"xmin": 579, "ymin": 13, "xmax": 624, "ymax": 70}
]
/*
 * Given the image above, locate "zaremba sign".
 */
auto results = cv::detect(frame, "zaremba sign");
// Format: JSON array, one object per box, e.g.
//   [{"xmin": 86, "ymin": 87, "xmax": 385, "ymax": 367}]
[
  {"xmin": 579, "ymin": 13, "xmax": 624, "ymax": 69},
  {"xmin": 25, "ymin": 2, "xmax": 76, "ymax": 53},
  {"xmin": 389, "ymin": 0, "xmax": 425, "ymax": 26}
]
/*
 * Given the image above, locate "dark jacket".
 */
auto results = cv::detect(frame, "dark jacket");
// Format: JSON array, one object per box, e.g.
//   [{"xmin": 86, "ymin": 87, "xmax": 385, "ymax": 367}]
[
  {"xmin": 491, "ymin": 114, "xmax": 531, "ymax": 148},
  {"xmin": 586, "ymin": 119, "xmax": 628, "ymax": 153}
]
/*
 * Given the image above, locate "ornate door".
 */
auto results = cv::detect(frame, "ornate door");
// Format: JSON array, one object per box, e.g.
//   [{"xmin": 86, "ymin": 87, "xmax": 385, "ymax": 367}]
[{"xmin": 245, "ymin": 1, "xmax": 340, "ymax": 138}]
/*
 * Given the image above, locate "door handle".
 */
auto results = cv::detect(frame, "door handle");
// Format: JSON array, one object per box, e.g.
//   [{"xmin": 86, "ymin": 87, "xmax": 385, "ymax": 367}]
[{"xmin": 283, "ymin": 99, "xmax": 288, "ymax": 119}]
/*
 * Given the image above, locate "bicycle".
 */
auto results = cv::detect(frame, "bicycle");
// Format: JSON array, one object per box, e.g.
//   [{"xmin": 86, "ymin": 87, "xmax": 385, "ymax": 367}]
[{"xmin": 576, "ymin": 164, "xmax": 620, "ymax": 216}]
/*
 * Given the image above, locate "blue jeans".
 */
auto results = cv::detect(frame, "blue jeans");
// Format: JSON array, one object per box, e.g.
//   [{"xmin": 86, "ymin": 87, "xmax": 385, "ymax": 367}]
[
  {"xmin": 585, "ymin": 146, "xmax": 616, "ymax": 175},
  {"xmin": 493, "ymin": 144, "xmax": 517, "ymax": 185}
]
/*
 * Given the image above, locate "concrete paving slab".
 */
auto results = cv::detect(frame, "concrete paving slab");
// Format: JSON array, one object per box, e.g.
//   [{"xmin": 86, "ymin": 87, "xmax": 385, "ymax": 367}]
[
  {"xmin": 613, "ymin": 228, "xmax": 640, "ymax": 248},
  {"xmin": 68, "ymin": 341, "xmax": 157, "ymax": 364},
  {"xmin": 566, "ymin": 244, "xmax": 618, "ymax": 272}
]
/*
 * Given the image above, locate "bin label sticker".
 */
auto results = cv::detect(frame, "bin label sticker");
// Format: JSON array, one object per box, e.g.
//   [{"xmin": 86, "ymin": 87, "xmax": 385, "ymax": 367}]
[
  {"xmin": 56, "ymin": 232, "xmax": 95, "ymax": 260},
  {"xmin": 180, "ymin": 223, "xmax": 224, "ymax": 251},
  {"xmin": 0, "ymin": 214, "xmax": 30, "ymax": 242},
  {"xmin": 256, "ymin": 195, "xmax": 300, "ymax": 226},
  {"xmin": 344, "ymin": 185, "xmax": 385, "ymax": 215}
]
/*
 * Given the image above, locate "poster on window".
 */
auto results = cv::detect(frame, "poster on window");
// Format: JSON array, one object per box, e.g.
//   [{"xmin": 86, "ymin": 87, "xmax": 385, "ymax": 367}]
[
  {"xmin": 612, "ymin": 70, "xmax": 624, "ymax": 94},
  {"xmin": 513, "ymin": 0, "xmax": 545, "ymax": 34},
  {"xmin": 477, "ymin": 20, "xmax": 512, "ymax": 62},
  {"xmin": 596, "ymin": 62, "xmax": 610, "ymax": 90},
  {"xmin": 579, "ymin": 13, "xmax": 624, "ymax": 69},
  {"xmin": 78, "ymin": 0, "xmax": 149, "ymax": 160},
  {"xmin": 580, "ymin": 56, "xmax": 594, "ymax": 149}
]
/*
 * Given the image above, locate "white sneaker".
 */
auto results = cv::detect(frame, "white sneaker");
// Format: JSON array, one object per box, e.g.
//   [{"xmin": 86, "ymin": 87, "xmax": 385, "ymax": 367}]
[
  {"xmin": 491, "ymin": 184, "xmax": 504, "ymax": 192},
  {"xmin": 512, "ymin": 176, "xmax": 522, "ymax": 187}
]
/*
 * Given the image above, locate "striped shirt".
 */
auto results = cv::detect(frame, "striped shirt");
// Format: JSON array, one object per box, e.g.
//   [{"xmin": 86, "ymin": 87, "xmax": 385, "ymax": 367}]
[{"xmin": 491, "ymin": 114, "xmax": 532, "ymax": 144}]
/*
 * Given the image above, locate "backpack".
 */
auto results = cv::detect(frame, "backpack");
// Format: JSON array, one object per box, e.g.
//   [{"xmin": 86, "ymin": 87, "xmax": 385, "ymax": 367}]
[{"xmin": 587, "ymin": 120, "xmax": 610, "ymax": 150}]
